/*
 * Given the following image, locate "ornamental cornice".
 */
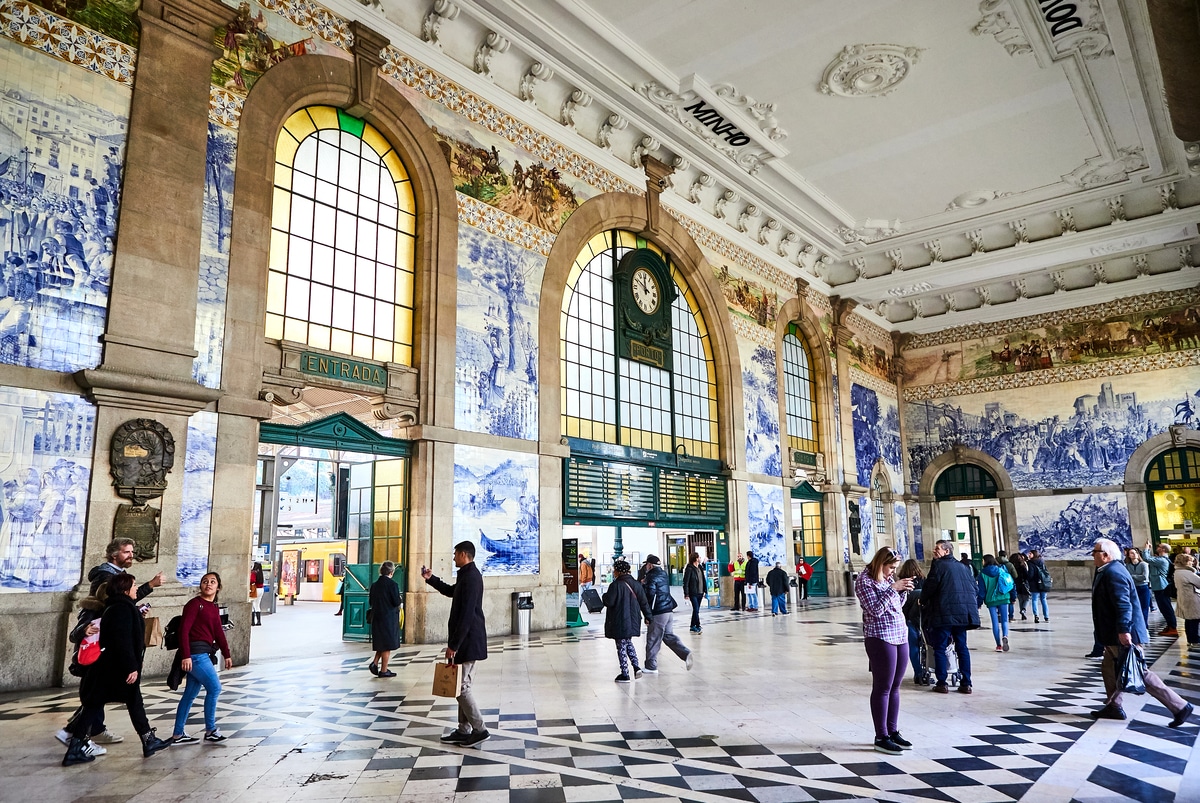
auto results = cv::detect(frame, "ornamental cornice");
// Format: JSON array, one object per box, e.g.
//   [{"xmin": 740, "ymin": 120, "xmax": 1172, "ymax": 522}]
[{"xmin": 848, "ymin": 366, "xmax": 898, "ymax": 398}]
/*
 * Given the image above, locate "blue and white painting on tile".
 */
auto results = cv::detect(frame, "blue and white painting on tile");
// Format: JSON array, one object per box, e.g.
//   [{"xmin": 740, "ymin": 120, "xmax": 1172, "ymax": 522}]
[
  {"xmin": 743, "ymin": 344, "xmax": 781, "ymax": 476},
  {"xmin": 893, "ymin": 501, "xmax": 909, "ymax": 558},
  {"xmin": 178, "ymin": 411, "xmax": 217, "ymax": 585},
  {"xmin": 193, "ymin": 123, "xmax": 237, "ymax": 388},
  {"xmin": 0, "ymin": 387, "xmax": 94, "ymax": 592},
  {"xmin": 857, "ymin": 495, "xmax": 872, "ymax": 557},
  {"xmin": 831, "ymin": 376, "xmax": 843, "ymax": 485},
  {"xmin": 850, "ymin": 384, "xmax": 901, "ymax": 488},
  {"xmin": 1017, "ymin": 492, "xmax": 1131, "ymax": 559},
  {"xmin": 905, "ymin": 372, "xmax": 1196, "ymax": 492},
  {"xmin": 912, "ymin": 518, "xmax": 924, "ymax": 561},
  {"xmin": 454, "ymin": 226, "xmax": 542, "ymax": 440},
  {"xmin": 746, "ymin": 482, "xmax": 784, "ymax": 568},
  {"xmin": 0, "ymin": 40, "xmax": 128, "ymax": 373},
  {"xmin": 454, "ymin": 444, "xmax": 539, "ymax": 575}
]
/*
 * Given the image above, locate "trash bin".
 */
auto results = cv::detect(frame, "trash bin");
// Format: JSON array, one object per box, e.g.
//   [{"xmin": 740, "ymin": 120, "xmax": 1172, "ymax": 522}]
[{"xmin": 512, "ymin": 591, "xmax": 534, "ymax": 635}]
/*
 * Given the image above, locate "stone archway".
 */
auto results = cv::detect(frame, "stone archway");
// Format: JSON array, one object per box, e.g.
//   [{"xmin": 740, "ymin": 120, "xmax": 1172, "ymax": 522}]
[
  {"xmin": 916, "ymin": 446, "xmax": 1018, "ymax": 560},
  {"xmin": 1124, "ymin": 425, "xmax": 1200, "ymax": 543}
]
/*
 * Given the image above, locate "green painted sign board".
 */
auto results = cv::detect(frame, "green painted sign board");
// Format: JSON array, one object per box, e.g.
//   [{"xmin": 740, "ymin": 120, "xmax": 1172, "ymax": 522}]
[{"xmin": 300, "ymin": 352, "xmax": 386, "ymax": 388}]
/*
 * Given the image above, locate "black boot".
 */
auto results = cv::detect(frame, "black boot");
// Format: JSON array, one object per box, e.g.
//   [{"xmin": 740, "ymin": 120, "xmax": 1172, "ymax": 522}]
[
  {"xmin": 141, "ymin": 729, "xmax": 172, "ymax": 758},
  {"xmin": 62, "ymin": 736, "xmax": 95, "ymax": 767}
]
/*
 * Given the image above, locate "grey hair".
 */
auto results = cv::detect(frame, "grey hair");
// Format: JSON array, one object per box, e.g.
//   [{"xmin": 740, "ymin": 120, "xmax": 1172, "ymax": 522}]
[
  {"xmin": 380, "ymin": 561, "xmax": 395, "ymax": 576},
  {"xmin": 1175, "ymin": 553, "xmax": 1195, "ymax": 569},
  {"xmin": 935, "ymin": 539, "xmax": 955, "ymax": 553},
  {"xmin": 1093, "ymin": 538, "xmax": 1121, "ymax": 562}
]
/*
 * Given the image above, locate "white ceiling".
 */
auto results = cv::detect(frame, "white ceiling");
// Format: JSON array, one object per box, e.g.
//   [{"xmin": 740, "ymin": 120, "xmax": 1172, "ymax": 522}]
[{"xmin": 346, "ymin": 0, "xmax": 1200, "ymax": 332}]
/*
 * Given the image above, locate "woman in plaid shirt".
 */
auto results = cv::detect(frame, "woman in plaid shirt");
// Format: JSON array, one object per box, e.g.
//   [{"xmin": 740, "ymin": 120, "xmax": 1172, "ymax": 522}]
[{"xmin": 855, "ymin": 548, "xmax": 915, "ymax": 755}]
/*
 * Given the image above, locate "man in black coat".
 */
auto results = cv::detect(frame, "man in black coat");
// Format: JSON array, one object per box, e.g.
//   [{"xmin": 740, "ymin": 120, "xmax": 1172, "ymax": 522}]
[
  {"xmin": 744, "ymin": 551, "xmax": 761, "ymax": 611},
  {"xmin": 641, "ymin": 555, "xmax": 692, "ymax": 673},
  {"xmin": 423, "ymin": 541, "xmax": 489, "ymax": 746},
  {"xmin": 920, "ymin": 539, "xmax": 980, "ymax": 694}
]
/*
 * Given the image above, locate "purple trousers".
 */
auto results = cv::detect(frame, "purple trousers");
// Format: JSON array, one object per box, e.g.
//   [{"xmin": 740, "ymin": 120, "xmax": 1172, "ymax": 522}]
[{"xmin": 864, "ymin": 637, "xmax": 908, "ymax": 740}]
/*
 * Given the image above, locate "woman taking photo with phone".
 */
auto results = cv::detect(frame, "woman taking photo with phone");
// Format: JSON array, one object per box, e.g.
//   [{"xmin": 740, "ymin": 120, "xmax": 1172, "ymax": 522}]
[{"xmin": 854, "ymin": 547, "xmax": 914, "ymax": 756}]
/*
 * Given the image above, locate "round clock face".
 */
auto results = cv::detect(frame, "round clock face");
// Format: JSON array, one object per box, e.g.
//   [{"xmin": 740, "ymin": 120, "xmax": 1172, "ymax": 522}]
[{"xmin": 631, "ymin": 267, "xmax": 660, "ymax": 314}]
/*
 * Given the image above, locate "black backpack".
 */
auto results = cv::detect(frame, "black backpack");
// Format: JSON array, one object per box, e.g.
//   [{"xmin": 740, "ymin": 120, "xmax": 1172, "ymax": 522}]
[{"xmin": 163, "ymin": 614, "xmax": 183, "ymax": 650}]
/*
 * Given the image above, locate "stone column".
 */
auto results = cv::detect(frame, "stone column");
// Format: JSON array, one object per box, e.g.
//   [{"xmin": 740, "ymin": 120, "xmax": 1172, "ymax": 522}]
[{"xmin": 830, "ymin": 297, "xmax": 862, "ymax": 579}]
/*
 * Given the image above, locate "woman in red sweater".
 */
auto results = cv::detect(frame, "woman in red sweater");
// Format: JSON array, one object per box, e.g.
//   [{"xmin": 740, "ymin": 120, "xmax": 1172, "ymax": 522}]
[{"xmin": 170, "ymin": 572, "xmax": 232, "ymax": 743}]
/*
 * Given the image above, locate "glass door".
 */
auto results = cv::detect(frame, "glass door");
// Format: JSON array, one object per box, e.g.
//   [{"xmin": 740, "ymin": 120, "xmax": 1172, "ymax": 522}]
[
  {"xmin": 342, "ymin": 457, "xmax": 410, "ymax": 642},
  {"xmin": 792, "ymin": 500, "xmax": 826, "ymax": 596}
]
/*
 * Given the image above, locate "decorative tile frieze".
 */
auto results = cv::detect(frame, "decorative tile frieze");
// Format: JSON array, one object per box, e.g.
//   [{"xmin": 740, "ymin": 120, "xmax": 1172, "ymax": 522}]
[
  {"xmin": 0, "ymin": 0, "xmax": 136, "ymax": 85},
  {"xmin": 209, "ymin": 85, "xmax": 243, "ymax": 127},
  {"xmin": 849, "ymin": 366, "xmax": 897, "ymax": 397},
  {"xmin": 730, "ymin": 316, "xmax": 773, "ymax": 346},
  {"xmin": 257, "ymin": 0, "xmax": 352, "ymax": 49},
  {"xmin": 846, "ymin": 312, "xmax": 890, "ymax": 347},
  {"xmin": 457, "ymin": 193, "xmax": 555, "ymax": 255},
  {"xmin": 903, "ymin": 347, "xmax": 1200, "ymax": 401},
  {"xmin": 904, "ymin": 286, "xmax": 1200, "ymax": 350},
  {"xmin": 667, "ymin": 209, "xmax": 791, "ymax": 289}
]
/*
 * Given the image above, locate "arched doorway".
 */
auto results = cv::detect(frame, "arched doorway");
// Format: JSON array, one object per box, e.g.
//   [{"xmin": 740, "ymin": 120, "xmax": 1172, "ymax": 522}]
[
  {"xmin": 1144, "ymin": 446, "xmax": 1200, "ymax": 549},
  {"xmin": 933, "ymin": 464, "xmax": 1000, "ymax": 573}
]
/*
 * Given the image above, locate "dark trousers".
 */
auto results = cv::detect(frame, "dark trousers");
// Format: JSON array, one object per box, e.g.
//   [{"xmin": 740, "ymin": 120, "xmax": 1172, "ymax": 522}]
[
  {"xmin": 863, "ymin": 637, "xmax": 908, "ymax": 739},
  {"xmin": 733, "ymin": 579, "xmax": 745, "ymax": 610},
  {"xmin": 688, "ymin": 594, "xmax": 702, "ymax": 629},
  {"xmin": 1135, "ymin": 585, "xmax": 1152, "ymax": 631},
  {"xmin": 72, "ymin": 689, "xmax": 150, "ymax": 741},
  {"xmin": 931, "ymin": 626, "xmax": 972, "ymax": 687},
  {"xmin": 797, "ymin": 578, "xmax": 808, "ymax": 599},
  {"xmin": 1185, "ymin": 619, "xmax": 1199, "ymax": 645},
  {"xmin": 1153, "ymin": 589, "xmax": 1177, "ymax": 630}
]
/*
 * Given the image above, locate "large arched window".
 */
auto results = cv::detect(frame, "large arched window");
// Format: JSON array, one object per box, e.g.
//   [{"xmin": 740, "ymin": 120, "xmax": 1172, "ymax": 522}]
[
  {"xmin": 873, "ymin": 471, "xmax": 888, "ymax": 540},
  {"xmin": 267, "ymin": 106, "xmax": 416, "ymax": 364},
  {"xmin": 560, "ymin": 230, "xmax": 718, "ymax": 459},
  {"xmin": 781, "ymin": 323, "xmax": 819, "ymax": 456}
]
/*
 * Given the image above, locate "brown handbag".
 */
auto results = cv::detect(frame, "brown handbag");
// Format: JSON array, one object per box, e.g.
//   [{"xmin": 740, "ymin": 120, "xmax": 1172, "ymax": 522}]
[{"xmin": 432, "ymin": 661, "xmax": 463, "ymax": 697}]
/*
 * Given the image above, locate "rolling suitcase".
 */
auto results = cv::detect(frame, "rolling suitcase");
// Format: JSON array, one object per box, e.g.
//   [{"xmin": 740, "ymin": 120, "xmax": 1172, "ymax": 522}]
[{"xmin": 581, "ymin": 587, "xmax": 603, "ymax": 613}]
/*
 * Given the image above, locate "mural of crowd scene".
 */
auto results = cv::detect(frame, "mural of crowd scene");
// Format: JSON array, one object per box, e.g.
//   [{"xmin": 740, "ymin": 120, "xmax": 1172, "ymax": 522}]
[
  {"xmin": 193, "ymin": 123, "xmax": 236, "ymax": 388},
  {"xmin": 905, "ymin": 368, "xmax": 1200, "ymax": 492},
  {"xmin": 211, "ymin": 1, "xmax": 313, "ymax": 96},
  {"xmin": 453, "ymin": 445, "xmax": 539, "ymax": 575},
  {"xmin": 30, "ymin": 0, "xmax": 139, "ymax": 46},
  {"xmin": 902, "ymin": 298, "xmax": 1200, "ymax": 387},
  {"xmin": 893, "ymin": 501, "xmax": 909, "ymax": 559},
  {"xmin": 177, "ymin": 411, "xmax": 216, "ymax": 585},
  {"xmin": 1017, "ymin": 493, "xmax": 1132, "ymax": 560},
  {"xmin": 714, "ymin": 262, "xmax": 779, "ymax": 329},
  {"xmin": 0, "ymin": 39, "xmax": 128, "ymax": 372},
  {"xmin": 850, "ymin": 383, "xmax": 902, "ymax": 489},
  {"xmin": 0, "ymin": 387, "xmax": 94, "ymax": 592},
  {"xmin": 454, "ymin": 225, "xmax": 542, "ymax": 440},
  {"xmin": 855, "ymin": 495, "xmax": 872, "ymax": 558},
  {"xmin": 846, "ymin": 332, "xmax": 895, "ymax": 384},
  {"xmin": 431, "ymin": 127, "xmax": 584, "ymax": 233},
  {"xmin": 746, "ymin": 482, "xmax": 784, "ymax": 569},
  {"xmin": 742, "ymin": 342, "xmax": 781, "ymax": 477}
]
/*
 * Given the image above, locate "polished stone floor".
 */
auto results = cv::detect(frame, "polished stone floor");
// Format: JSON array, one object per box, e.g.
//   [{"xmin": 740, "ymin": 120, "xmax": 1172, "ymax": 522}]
[{"xmin": 2, "ymin": 594, "xmax": 1198, "ymax": 803}]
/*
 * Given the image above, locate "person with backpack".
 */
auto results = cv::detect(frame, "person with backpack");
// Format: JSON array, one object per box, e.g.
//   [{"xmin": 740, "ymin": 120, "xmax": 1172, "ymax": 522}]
[
  {"xmin": 977, "ymin": 555, "xmax": 1014, "ymax": 652},
  {"xmin": 168, "ymin": 572, "xmax": 233, "ymax": 744},
  {"xmin": 1027, "ymin": 549, "xmax": 1052, "ymax": 623}
]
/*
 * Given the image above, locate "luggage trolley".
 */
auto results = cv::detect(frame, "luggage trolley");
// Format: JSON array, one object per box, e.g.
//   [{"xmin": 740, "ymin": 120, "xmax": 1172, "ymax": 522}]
[{"xmin": 913, "ymin": 605, "xmax": 961, "ymax": 687}]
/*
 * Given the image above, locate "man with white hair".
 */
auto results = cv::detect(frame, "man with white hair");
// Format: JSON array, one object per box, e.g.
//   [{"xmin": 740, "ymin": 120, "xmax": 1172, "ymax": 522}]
[{"xmin": 1089, "ymin": 538, "xmax": 1193, "ymax": 726}]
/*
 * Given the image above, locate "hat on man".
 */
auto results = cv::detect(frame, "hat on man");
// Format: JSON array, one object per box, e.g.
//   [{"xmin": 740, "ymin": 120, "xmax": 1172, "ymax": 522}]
[{"xmin": 645, "ymin": 554, "xmax": 661, "ymax": 565}]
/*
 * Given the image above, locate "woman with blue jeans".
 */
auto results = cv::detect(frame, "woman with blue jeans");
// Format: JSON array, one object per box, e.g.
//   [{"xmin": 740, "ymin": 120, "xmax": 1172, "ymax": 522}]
[
  {"xmin": 1124, "ymin": 548, "xmax": 1152, "ymax": 628},
  {"xmin": 171, "ymin": 572, "xmax": 233, "ymax": 744},
  {"xmin": 897, "ymin": 559, "xmax": 926, "ymax": 684},
  {"xmin": 977, "ymin": 555, "xmax": 1012, "ymax": 652},
  {"xmin": 1027, "ymin": 550, "xmax": 1050, "ymax": 623}
]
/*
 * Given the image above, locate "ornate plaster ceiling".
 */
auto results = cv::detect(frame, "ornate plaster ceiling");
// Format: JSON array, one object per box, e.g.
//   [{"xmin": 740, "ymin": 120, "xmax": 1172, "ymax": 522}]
[{"xmin": 344, "ymin": 0, "xmax": 1200, "ymax": 333}]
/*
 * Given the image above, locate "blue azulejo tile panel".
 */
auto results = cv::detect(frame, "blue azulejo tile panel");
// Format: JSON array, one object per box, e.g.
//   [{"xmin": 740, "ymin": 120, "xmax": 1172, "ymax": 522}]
[
  {"xmin": 178, "ymin": 411, "xmax": 217, "ymax": 585},
  {"xmin": 0, "ymin": 387, "xmax": 94, "ymax": 592},
  {"xmin": 453, "ymin": 445, "xmax": 539, "ymax": 575},
  {"xmin": 850, "ymin": 384, "xmax": 901, "ymax": 489},
  {"xmin": 893, "ymin": 501, "xmax": 909, "ymax": 559},
  {"xmin": 193, "ymin": 124, "xmax": 237, "ymax": 389},
  {"xmin": 454, "ymin": 225, "xmax": 544, "ymax": 441},
  {"xmin": 1017, "ymin": 492, "xmax": 1130, "ymax": 560},
  {"xmin": 742, "ymin": 342, "xmax": 781, "ymax": 477},
  {"xmin": 0, "ymin": 38, "xmax": 129, "ymax": 373},
  {"xmin": 746, "ymin": 482, "xmax": 784, "ymax": 569}
]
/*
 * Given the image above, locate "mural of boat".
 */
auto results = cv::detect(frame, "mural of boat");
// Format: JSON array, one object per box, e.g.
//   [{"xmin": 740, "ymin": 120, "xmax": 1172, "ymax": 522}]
[
  {"xmin": 479, "ymin": 528, "xmax": 536, "ymax": 558},
  {"xmin": 466, "ymin": 488, "xmax": 506, "ymax": 513}
]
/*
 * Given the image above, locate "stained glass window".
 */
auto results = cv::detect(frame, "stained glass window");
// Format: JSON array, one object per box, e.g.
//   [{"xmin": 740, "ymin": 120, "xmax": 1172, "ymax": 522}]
[
  {"xmin": 560, "ymin": 231, "xmax": 718, "ymax": 459},
  {"xmin": 268, "ymin": 106, "xmax": 416, "ymax": 365},
  {"xmin": 782, "ymin": 324, "xmax": 818, "ymax": 454}
]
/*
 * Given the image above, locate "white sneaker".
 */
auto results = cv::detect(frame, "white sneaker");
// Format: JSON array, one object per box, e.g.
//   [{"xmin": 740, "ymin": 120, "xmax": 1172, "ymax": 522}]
[
  {"xmin": 685, "ymin": 653, "xmax": 694, "ymax": 671},
  {"xmin": 55, "ymin": 729, "xmax": 70, "ymax": 745},
  {"xmin": 91, "ymin": 729, "xmax": 124, "ymax": 744},
  {"xmin": 82, "ymin": 740, "xmax": 107, "ymax": 757}
]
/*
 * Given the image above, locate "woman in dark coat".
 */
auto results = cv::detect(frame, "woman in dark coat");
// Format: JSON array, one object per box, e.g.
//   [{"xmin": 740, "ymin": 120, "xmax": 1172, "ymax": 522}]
[
  {"xmin": 1027, "ymin": 549, "xmax": 1051, "ymax": 623},
  {"xmin": 368, "ymin": 561, "xmax": 402, "ymax": 678},
  {"xmin": 62, "ymin": 573, "xmax": 172, "ymax": 765},
  {"xmin": 602, "ymin": 559, "xmax": 651, "ymax": 683}
]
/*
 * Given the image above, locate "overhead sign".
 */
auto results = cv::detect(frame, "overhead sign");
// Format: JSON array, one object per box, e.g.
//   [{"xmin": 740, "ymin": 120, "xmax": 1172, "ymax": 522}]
[{"xmin": 299, "ymin": 352, "xmax": 386, "ymax": 388}]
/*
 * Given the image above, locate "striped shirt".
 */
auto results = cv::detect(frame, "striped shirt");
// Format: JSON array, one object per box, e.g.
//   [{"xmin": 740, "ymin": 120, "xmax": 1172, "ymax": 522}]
[{"xmin": 855, "ymin": 570, "xmax": 909, "ymax": 645}]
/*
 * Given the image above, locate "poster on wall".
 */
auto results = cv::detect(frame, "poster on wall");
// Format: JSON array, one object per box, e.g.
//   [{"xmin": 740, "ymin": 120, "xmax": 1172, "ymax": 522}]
[{"xmin": 453, "ymin": 444, "xmax": 540, "ymax": 575}]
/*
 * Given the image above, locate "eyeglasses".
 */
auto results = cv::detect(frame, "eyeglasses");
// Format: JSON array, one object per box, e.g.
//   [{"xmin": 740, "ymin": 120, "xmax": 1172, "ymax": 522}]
[{"xmin": 1091, "ymin": 549, "xmax": 1105, "ymax": 554}]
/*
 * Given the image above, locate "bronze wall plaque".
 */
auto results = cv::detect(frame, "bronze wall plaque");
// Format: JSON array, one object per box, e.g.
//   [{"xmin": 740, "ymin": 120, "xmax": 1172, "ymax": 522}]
[
  {"xmin": 110, "ymin": 418, "xmax": 175, "ymax": 505},
  {"xmin": 114, "ymin": 503, "xmax": 162, "ymax": 561}
]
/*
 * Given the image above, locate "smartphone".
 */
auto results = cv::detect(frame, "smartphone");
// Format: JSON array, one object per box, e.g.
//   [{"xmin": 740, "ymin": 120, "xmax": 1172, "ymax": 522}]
[{"xmin": 421, "ymin": 565, "xmax": 427, "ymax": 573}]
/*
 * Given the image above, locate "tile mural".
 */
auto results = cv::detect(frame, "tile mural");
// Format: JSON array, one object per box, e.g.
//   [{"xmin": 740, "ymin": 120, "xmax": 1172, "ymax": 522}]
[
  {"xmin": 715, "ymin": 262, "xmax": 779, "ymax": 330},
  {"xmin": 0, "ymin": 0, "xmax": 137, "ymax": 85},
  {"xmin": 905, "ymin": 365, "xmax": 1200, "ymax": 492},
  {"xmin": 211, "ymin": 1, "xmax": 312, "ymax": 97},
  {"xmin": 893, "ymin": 501, "xmax": 909, "ymax": 559},
  {"xmin": 0, "ymin": 37, "xmax": 127, "ymax": 372},
  {"xmin": 912, "ymin": 517, "xmax": 924, "ymax": 561},
  {"xmin": 177, "ymin": 411, "xmax": 216, "ymax": 585},
  {"xmin": 746, "ymin": 482, "xmax": 784, "ymax": 569},
  {"xmin": 1016, "ymin": 492, "xmax": 1131, "ymax": 560},
  {"xmin": 26, "ymin": 0, "xmax": 138, "ymax": 46},
  {"xmin": 850, "ymin": 383, "xmax": 902, "ymax": 489},
  {"xmin": 742, "ymin": 341, "xmax": 781, "ymax": 477},
  {"xmin": 454, "ymin": 225, "xmax": 542, "ymax": 440},
  {"xmin": 453, "ymin": 445, "xmax": 539, "ymax": 576},
  {"xmin": 193, "ymin": 123, "xmax": 236, "ymax": 388},
  {"xmin": 856, "ymin": 495, "xmax": 872, "ymax": 558},
  {"xmin": 0, "ymin": 387, "xmax": 94, "ymax": 592}
]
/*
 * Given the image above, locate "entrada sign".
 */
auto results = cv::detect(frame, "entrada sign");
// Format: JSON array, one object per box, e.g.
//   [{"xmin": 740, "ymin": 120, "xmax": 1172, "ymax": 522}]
[{"xmin": 300, "ymin": 352, "xmax": 386, "ymax": 387}]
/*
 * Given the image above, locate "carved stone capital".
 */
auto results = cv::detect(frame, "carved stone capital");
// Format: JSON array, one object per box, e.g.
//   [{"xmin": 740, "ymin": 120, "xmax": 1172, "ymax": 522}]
[
  {"xmin": 138, "ymin": 0, "xmax": 235, "ymax": 46},
  {"xmin": 346, "ymin": 21, "xmax": 390, "ymax": 118}
]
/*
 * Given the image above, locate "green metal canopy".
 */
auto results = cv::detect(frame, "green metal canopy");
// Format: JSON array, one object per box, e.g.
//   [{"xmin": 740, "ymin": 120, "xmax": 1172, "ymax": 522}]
[
  {"xmin": 259, "ymin": 412, "xmax": 411, "ymax": 457},
  {"xmin": 790, "ymin": 481, "xmax": 823, "ymax": 501}
]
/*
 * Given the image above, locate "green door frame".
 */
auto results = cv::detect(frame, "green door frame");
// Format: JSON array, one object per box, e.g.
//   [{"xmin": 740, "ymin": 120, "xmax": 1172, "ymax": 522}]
[
  {"xmin": 259, "ymin": 413, "xmax": 411, "ymax": 643},
  {"xmin": 791, "ymin": 481, "xmax": 827, "ymax": 596}
]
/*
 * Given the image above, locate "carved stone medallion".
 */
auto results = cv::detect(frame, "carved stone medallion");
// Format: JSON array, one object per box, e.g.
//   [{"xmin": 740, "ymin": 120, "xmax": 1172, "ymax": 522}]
[
  {"xmin": 820, "ymin": 44, "xmax": 923, "ymax": 98},
  {"xmin": 111, "ymin": 418, "xmax": 175, "ymax": 505}
]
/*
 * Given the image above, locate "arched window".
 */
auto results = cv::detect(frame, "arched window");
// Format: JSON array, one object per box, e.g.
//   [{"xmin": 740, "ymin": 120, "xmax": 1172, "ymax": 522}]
[
  {"xmin": 873, "ymin": 472, "xmax": 887, "ymax": 539},
  {"xmin": 781, "ymin": 323, "xmax": 818, "ymax": 455},
  {"xmin": 267, "ymin": 106, "xmax": 416, "ymax": 364},
  {"xmin": 560, "ymin": 230, "xmax": 718, "ymax": 459}
]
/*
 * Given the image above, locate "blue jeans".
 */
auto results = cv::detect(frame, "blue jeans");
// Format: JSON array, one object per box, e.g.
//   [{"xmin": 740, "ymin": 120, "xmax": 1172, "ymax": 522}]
[
  {"xmin": 988, "ymin": 604, "xmax": 1009, "ymax": 646},
  {"xmin": 1135, "ymin": 585, "xmax": 1151, "ymax": 631},
  {"xmin": 747, "ymin": 587, "xmax": 759, "ymax": 609},
  {"xmin": 173, "ymin": 655, "xmax": 221, "ymax": 735},
  {"xmin": 1030, "ymin": 591, "xmax": 1048, "ymax": 619},
  {"xmin": 930, "ymin": 626, "xmax": 972, "ymax": 687},
  {"xmin": 1153, "ymin": 589, "xmax": 1177, "ymax": 630},
  {"xmin": 906, "ymin": 623, "xmax": 922, "ymax": 679},
  {"xmin": 771, "ymin": 593, "xmax": 787, "ymax": 614},
  {"xmin": 688, "ymin": 594, "xmax": 702, "ymax": 629}
]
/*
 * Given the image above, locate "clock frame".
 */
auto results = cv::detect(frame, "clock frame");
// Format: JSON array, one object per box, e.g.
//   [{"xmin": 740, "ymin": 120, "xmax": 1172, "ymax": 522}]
[{"xmin": 614, "ymin": 248, "xmax": 677, "ymax": 371}]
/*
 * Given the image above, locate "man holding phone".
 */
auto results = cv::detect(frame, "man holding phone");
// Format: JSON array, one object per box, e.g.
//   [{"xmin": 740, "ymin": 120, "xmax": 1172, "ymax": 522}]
[{"xmin": 422, "ymin": 542, "xmax": 489, "ymax": 746}]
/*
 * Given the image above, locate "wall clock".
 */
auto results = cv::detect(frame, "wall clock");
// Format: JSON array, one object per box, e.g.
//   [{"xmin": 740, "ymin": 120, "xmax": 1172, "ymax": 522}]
[
  {"xmin": 614, "ymin": 248, "xmax": 677, "ymax": 371},
  {"xmin": 631, "ymin": 267, "xmax": 660, "ymax": 314}
]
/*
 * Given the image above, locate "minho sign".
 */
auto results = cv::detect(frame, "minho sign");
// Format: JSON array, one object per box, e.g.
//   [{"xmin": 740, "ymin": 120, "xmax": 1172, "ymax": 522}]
[{"xmin": 300, "ymin": 352, "xmax": 386, "ymax": 387}]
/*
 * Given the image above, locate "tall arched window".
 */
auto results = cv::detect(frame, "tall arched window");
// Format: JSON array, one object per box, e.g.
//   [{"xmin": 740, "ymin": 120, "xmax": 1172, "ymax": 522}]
[
  {"xmin": 873, "ymin": 471, "xmax": 888, "ymax": 542},
  {"xmin": 560, "ymin": 230, "xmax": 718, "ymax": 459},
  {"xmin": 781, "ymin": 323, "xmax": 818, "ymax": 456},
  {"xmin": 267, "ymin": 106, "xmax": 416, "ymax": 364}
]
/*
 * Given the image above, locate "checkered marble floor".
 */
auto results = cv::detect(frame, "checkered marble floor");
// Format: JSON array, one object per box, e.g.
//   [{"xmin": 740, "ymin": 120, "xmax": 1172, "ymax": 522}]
[{"xmin": 1, "ymin": 595, "xmax": 1196, "ymax": 802}]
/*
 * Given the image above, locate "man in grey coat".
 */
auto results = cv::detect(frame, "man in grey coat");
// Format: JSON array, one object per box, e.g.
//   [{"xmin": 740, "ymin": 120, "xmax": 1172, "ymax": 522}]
[{"xmin": 640, "ymin": 555, "xmax": 693, "ymax": 673}]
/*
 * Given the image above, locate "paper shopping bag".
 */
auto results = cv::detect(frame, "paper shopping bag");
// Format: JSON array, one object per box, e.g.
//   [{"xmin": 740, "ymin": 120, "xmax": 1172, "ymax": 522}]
[
  {"xmin": 144, "ymin": 616, "xmax": 163, "ymax": 648},
  {"xmin": 432, "ymin": 661, "xmax": 463, "ymax": 698}
]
